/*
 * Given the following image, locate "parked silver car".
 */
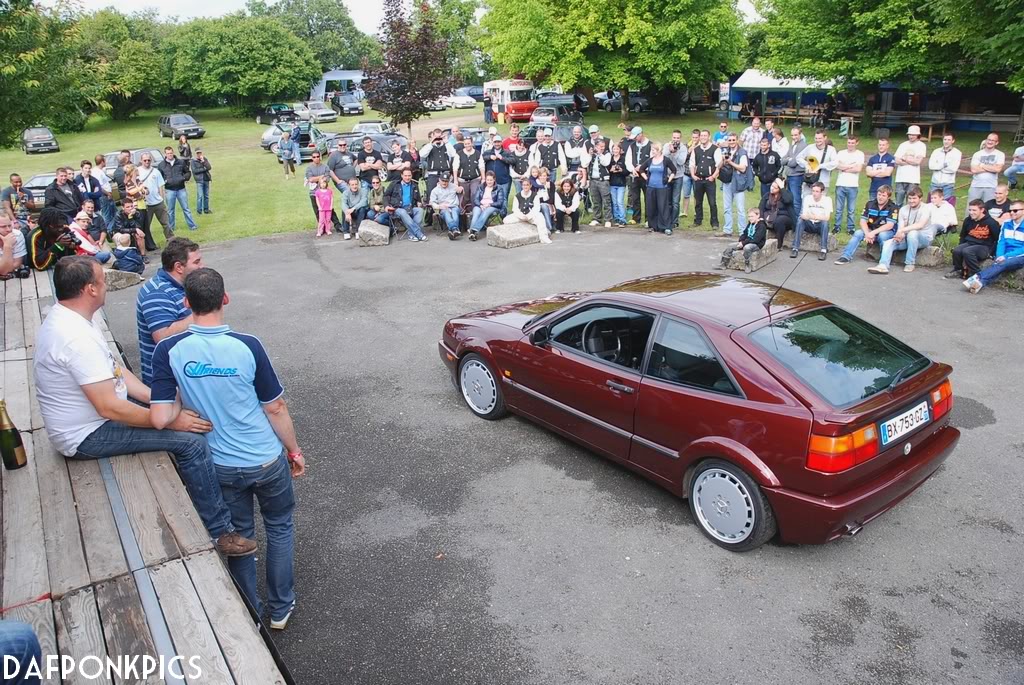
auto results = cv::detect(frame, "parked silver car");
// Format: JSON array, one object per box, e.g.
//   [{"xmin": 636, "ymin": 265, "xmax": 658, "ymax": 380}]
[
  {"xmin": 260, "ymin": 122, "xmax": 296, "ymax": 154},
  {"xmin": 100, "ymin": 148, "xmax": 163, "ymax": 179},
  {"xmin": 293, "ymin": 101, "xmax": 338, "ymax": 124}
]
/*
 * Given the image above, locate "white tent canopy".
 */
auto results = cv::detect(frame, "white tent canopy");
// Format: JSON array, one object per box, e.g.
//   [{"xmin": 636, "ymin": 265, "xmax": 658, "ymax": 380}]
[
  {"xmin": 310, "ymin": 69, "xmax": 365, "ymax": 101},
  {"xmin": 731, "ymin": 69, "xmax": 835, "ymax": 92}
]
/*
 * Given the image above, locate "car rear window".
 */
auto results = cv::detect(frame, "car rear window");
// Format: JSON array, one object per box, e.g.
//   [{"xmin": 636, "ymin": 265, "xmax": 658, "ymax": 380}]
[
  {"xmin": 750, "ymin": 306, "xmax": 929, "ymax": 407},
  {"xmin": 534, "ymin": 108, "xmax": 554, "ymax": 116}
]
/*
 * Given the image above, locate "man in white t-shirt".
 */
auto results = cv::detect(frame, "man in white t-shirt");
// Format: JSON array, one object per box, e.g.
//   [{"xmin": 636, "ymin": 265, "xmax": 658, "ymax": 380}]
[
  {"xmin": 0, "ymin": 215, "xmax": 27, "ymax": 277},
  {"xmin": 968, "ymin": 133, "xmax": 1006, "ymax": 203},
  {"xmin": 869, "ymin": 186, "xmax": 934, "ymax": 274},
  {"xmin": 833, "ymin": 136, "xmax": 864, "ymax": 235},
  {"xmin": 792, "ymin": 181, "xmax": 833, "ymax": 260},
  {"xmin": 927, "ymin": 133, "xmax": 962, "ymax": 200},
  {"xmin": 926, "ymin": 187, "xmax": 958, "ymax": 237},
  {"xmin": 893, "ymin": 126, "xmax": 927, "ymax": 206},
  {"xmin": 32, "ymin": 256, "xmax": 256, "ymax": 558},
  {"xmin": 1006, "ymin": 144, "xmax": 1024, "ymax": 190}
]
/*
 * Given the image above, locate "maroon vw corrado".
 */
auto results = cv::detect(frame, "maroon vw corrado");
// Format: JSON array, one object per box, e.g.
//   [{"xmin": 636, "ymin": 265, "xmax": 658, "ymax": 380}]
[{"xmin": 438, "ymin": 273, "xmax": 959, "ymax": 551}]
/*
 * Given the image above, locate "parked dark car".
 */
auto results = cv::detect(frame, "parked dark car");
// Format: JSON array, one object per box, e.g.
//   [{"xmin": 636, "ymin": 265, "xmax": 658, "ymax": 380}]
[
  {"xmin": 529, "ymin": 104, "xmax": 584, "ymax": 126},
  {"xmin": 603, "ymin": 94, "xmax": 650, "ymax": 113},
  {"xmin": 21, "ymin": 127, "xmax": 59, "ymax": 154},
  {"xmin": 536, "ymin": 93, "xmax": 589, "ymax": 113},
  {"xmin": 331, "ymin": 93, "xmax": 365, "ymax": 116},
  {"xmin": 455, "ymin": 86, "xmax": 485, "ymax": 102},
  {"xmin": 260, "ymin": 123, "xmax": 296, "ymax": 153},
  {"xmin": 520, "ymin": 124, "xmax": 575, "ymax": 149},
  {"xmin": 158, "ymin": 113, "xmax": 206, "ymax": 139},
  {"xmin": 329, "ymin": 131, "xmax": 410, "ymax": 157},
  {"xmin": 251, "ymin": 104, "xmax": 298, "ymax": 125},
  {"xmin": 438, "ymin": 273, "xmax": 959, "ymax": 552}
]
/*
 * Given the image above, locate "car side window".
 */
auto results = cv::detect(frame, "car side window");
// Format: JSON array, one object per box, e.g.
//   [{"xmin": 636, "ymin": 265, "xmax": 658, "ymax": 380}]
[
  {"xmin": 646, "ymin": 319, "xmax": 738, "ymax": 395},
  {"xmin": 550, "ymin": 305, "xmax": 655, "ymax": 372}
]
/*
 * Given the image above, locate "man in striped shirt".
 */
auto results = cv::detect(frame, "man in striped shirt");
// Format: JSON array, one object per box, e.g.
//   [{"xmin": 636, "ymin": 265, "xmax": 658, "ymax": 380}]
[{"xmin": 136, "ymin": 237, "xmax": 202, "ymax": 385}]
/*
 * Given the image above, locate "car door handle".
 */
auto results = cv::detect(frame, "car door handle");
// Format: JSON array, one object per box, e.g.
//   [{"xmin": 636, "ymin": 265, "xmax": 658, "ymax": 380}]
[{"xmin": 606, "ymin": 380, "xmax": 634, "ymax": 394}]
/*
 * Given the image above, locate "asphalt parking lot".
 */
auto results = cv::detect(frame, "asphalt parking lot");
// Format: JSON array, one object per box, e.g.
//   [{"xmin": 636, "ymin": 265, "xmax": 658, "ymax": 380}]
[{"xmin": 106, "ymin": 227, "xmax": 1024, "ymax": 685}]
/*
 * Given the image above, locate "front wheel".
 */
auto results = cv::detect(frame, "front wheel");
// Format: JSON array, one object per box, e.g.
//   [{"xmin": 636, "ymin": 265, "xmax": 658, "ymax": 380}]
[
  {"xmin": 269, "ymin": 142, "xmax": 280, "ymax": 154},
  {"xmin": 458, "ymin": 353, "xmax": 507, "ymax": 420},
  {"xmin": 605, "ymin": 103, "xmax": 614, "ymax": 112},
  {"xmin": 632, "ymin": 103, "xmax": 642, "ymax": 113},
  {"xmin": 159, "ymin": 129, "xmax": 165, "ymax": 138},
  {"xmin": 256, "ymin": 115, "xmax": 263, "ymax": 125},
  {"xmin": 688, "ymin": 459, "xmax": 776, "ymax": 552}
]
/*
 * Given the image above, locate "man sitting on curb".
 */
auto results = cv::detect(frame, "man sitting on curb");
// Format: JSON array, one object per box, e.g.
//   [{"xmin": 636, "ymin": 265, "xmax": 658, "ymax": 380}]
[
  {"xmin": 151, "ymin": 268, "xmax": 304, "ymax": 630},
  {"xmin": 429, "ymin": 172, "xmax": 461, "ymax": 240},
  {"xmin": 963, "ymin": 199, "xmax": 1024, "ymax": 294},
  {"xmin": 385, "ymin": 168, "xmax": 427, "ymax": 242},
  {"xmin": 33, "ymin": 256, "xmax": 256, "ymax": 557},
  {"xmin": 791, "ymin": 181, "xmax": 832, "ymax": 260},
  {"xmin": 869, "ymin": 186, "xmax": 933, "ymax": 274},
  {"xmin": 834, "ymin": 184, "xmax": 898, "ymax": 265},
  {"xmin": 716, "ymin": 207, "xmax": 767, "ymax": 274},
  {"xmin": 927, "ymin": 188, "xmax": 958, "ymax": 236},
  {"xmin": 945, "ymin": 199, "xmax": 1000, "ymax": 280}
]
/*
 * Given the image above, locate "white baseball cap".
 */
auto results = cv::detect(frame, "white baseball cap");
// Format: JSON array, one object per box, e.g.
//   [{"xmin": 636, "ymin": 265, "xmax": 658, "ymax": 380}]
[
  {"xmin": 588, "ymin": 124, "xmax": 600, "ymax": 133},
  {"xmin": 543, "ymin": 128, "xmax": 553, "ymax": 136},
  {"xmin": 629, "ymin": 126, "xmax": 642, "ymax": 138},
  {"xmin": 488, "ymin": 127, "xmax": 498, "ymax": 135}
]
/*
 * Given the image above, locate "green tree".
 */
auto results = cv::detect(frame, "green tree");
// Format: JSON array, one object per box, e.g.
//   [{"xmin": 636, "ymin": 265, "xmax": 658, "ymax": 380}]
[
  {"xmin": 246, "ymin": 0, "xmax": 380, "ymax": 71},
  {"xmin": 480, "ymin": 0, "xmax": 742, "ymax": 119},
  {"xmin": 166, "ymin": 16, "xmax": 321, "ymax": 109},
  {"xmin": 416, "ymin": 0, "xmax": 482, "ymax": 84},
  {"xmin": 934, "ymin": 0, "xmax": 1023, "ymax": 91}
]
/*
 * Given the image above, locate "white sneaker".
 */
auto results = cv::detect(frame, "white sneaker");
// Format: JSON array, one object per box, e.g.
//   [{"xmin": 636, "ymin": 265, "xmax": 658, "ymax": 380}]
[
  {"xmin": 343, "ymin": 233, "xmax": 352, "ymax": 241},
  {"xmin": 589, "ymin": 220, "xmax": 599, "ymax": 226},
  {"xmin": 604, "ymin": 222, "xmax": 611, "ymax": 228},
  {"xmin": 270, "ymin": 603, "xmax": 295, "ymax": 630}
]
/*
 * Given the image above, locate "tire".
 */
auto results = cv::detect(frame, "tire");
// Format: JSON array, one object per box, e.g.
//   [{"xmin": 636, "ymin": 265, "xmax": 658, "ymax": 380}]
[
  {"xmin": 632, "ymin": 103, "xmax": 642, "ymax": 113},
  {"xmin": 605, "ymin": 103, "xmax": 614, "ymax": 112},
  {"xmin": 159, "ymin": 129, "xmax": 165, "ymax": 138},
  {"xmin": 269, "ymin": 142, "xmax": 280, "ymax": 154},
  {"xmin": 457, "ymin": 353, "xmax": 507, "ymax": 420},
  {"xmin": 719, "ymin": 101, "xmax": 728, "ymax": 111},
  {"xmin": 256, "ymin": 115, "xmax": 263, "ymax": 125},
  {"xmin": 688, "ymin": 458, "xmax": 776, "ymax": 552}
]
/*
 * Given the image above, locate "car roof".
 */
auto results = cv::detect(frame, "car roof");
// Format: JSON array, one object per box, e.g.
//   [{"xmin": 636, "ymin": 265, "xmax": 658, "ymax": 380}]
[{"xmin": 602, "ymin": 273, "xmax": 824, "ymax": 328}]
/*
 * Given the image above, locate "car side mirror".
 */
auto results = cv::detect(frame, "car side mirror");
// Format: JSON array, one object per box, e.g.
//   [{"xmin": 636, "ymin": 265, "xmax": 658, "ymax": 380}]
[{"xmin": 531, "ymin": 326, "xmax": 550, "ymax": 346}]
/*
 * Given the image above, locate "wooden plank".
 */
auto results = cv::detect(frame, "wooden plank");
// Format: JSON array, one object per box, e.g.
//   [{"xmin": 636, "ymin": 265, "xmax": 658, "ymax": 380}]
[
  {"xmin": 1, "ymin": 358, "xmax": 31, "ymax": 431},
  {"xmin": 185, "ymin": 552, "xmax": 286, "ymax": 685},
  {"xmin": 4, "ymin": 598, "xmax": 59, "ymax": 684},
  {"xmin": 27, "ymin": 365, "xmax": 43, "ymax": 432},
  {"xmin": 34, "ymin": 268, "xmax": 53, "ymax": 299},
  {"xmin": 111, "ymin": 454, "xmax": 179, "ymax": 566},
  {"xmin": 149, "ymin": 561, "xmax": 235, "ymax": 685},
  {"xmin": 140, "ymin": 452, "xmax": 213, "ymax": 555},
  {"xmin": 19, "ymin": 269, "xmax": 37, "ymax": 300},
  {"xmin": 4, "ymin": 299, "xmax": 24, "ymax": 350},
  {"xmin": 22, "ymin": 293, "xmax": 41, "ymax": 349},
  {"xmin": 55, "ymin": 588, "xmax": 114, "ymax": 685},
  {"xmin": 4, "ymin": 274, "xmax": 21, "ymax": 304},
  {"xmin": 67, "ymin": 458, "xmax": 130, "ymax": 584},
  {"xmin": 94, "ymin": 575, "xmax": 161, "ymax": 685},
  {"xmin": 1, "ymin": 346, "xmax": 31, "ymax": 361},
  {"xmin": 38, "ymin": 295, "xmax": 54, "ymax": 321},
  {"xmin": 33, "ymin": 431, "xmax": 90, "ymax": 598},
  {"xmin": 1, "ymin": 435, "xmax": 49, "ymax": 608}
]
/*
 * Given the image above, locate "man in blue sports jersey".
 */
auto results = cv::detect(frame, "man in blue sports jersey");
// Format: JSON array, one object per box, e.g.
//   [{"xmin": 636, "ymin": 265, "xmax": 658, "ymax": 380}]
[{"xmin": 150, "ymin": 268, "xmax": 305, "ymax": 631}]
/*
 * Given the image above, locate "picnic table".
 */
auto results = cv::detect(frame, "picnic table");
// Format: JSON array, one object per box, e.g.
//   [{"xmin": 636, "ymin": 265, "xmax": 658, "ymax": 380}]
[{"xmin": 0, "ymin": 270, "xmax": 290, "ymax": 684}]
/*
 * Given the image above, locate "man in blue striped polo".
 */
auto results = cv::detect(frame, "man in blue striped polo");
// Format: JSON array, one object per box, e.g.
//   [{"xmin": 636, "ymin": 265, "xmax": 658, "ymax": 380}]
[{"xmin": 136, "ymin": 237, "xmax": 202, "ymax": 385}]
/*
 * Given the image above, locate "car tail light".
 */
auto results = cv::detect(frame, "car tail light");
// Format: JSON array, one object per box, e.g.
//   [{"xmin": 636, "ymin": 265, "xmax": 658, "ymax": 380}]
[
  {"xmin": 807, "ymin": 425, "xmax": 879, "ymax": 473},
  {"xmin": 930, "ymin": 379, "xmax": 953, "ymax": 419},
  {"xmin": 551, "ymin": 116, "xmax": 558, "ymax": 122},
  {"xmin": 308, "ymin": 142, "xmax": 315, "ymax": 148}
]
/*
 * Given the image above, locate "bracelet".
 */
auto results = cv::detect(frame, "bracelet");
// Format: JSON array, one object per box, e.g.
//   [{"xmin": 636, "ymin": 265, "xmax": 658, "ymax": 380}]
[{"xmin": 287, "ymin": 451, "xmax": 303, "ymax": 462}]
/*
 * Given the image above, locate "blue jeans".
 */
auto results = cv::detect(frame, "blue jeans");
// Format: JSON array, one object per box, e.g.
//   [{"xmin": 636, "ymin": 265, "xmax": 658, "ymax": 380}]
[
  {"xmin": 841, "ymin": 227, "xmax": 895, "ymax": 260},
  {"xmin": 342, "ymin": 207, "xmax": 366, "ymax": 234},
  {"xmin": 834, "ymin": 186, "xmax": 858, "ymax": 232},
  {"xmin": 0, "ymin": 620, "xmax": 41, "ymax": 684},
  {"xmin": 722, "ymin": 183, "xmax": 745, "ymax": 235},
  {"xmin": 438, "ymin": 207, "xmax": 460, "ymax": 231},
  {"xmin": 610, "ymin": 185, "xmax": 627, "ymax": 223},
  {"xmin": 74, "ymin": 420, "xmax": 234, "ymax": 539},
  {"xmin": 670, "ymin": 178, "xmax": 683, "ymax": 227},
  {"xmin": 1004, "ymin": 163, "xmax": 1024, "ymax": 186},
  {"xmin": 99, "ymin": 195, "xmax": 116, "ymax": 227},
  {"xmin": 196, "ymin": 181, "xmax": 210, "ymax": 212},
  {"xmin": 976, "ymin": 254, "xmax": 1024, "ymax": 286},
  {"xmin": 394, "ymin": 207, "xmax": 425, "ymax": 239},
  {"xmin": 93, "ymin": 251, "xmax": 112, "ymax": 264},
  {"xmin": 217, "ymin": 454, "xmax": 295, "ymax": 622},
  {"xmin": 794, "ymin": 219, "xmax": 828, "ymax": 251},
  {"xmin": 786, "ymin": 175, "xmax": 803, "ymax": 221},
  {"xmin": 539, "ymin": 204, "xmax": 553, "ymax": 230},
  {"xmin": 929, "ymin": 182, "xmax": 954, "ymax": 200},
  {"xmin": 470, "ymin": 206, "xmax": 499, "ymax": 232},
  {"xmin": 879, "ymin": 231, "xmax": 932, "ymax": 267},
  {"xmin": 166, "ymin": 188, "xmax": 197, "ymax": 230}
]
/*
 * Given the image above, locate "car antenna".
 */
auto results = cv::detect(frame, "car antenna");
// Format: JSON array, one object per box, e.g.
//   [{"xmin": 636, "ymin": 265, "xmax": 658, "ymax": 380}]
[{"xmin": 765, "ymin": 251, "xmax": 807, "ymax": 348}]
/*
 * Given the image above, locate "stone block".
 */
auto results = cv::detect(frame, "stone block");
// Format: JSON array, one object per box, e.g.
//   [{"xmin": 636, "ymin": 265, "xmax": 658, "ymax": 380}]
[
  {"xmin": 727, "ymin": 239, "xmax": 778, "ymax": 272},
  {"xmin": 357, "ymin": 220, "xmax": 390, "ymax": 246},
  {"xmin": 103, "ymin": 268, "xmax": 143, "ymax": 291},
  {"xmin": 865, "ymin": 243, "xmax": 945, "ymax": 267},
  {"xmin": 782, "ymin": 232, "xmax": 838, "ymax": 253},
  {"xmin": 487, "ymin": 222, "xmax": 541, "ymax": 249}
]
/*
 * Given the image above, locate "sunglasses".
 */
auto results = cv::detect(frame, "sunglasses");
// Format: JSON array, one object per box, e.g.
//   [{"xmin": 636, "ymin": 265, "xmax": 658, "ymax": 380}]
[{"xmin": 1011, "ymin": 208, "xmax": 1024, "ymax": 213}]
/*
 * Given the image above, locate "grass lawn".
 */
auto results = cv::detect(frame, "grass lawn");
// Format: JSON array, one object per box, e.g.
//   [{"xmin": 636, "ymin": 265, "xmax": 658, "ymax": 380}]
[{"xmin": 1, "ymin": 105, "xmax": 1017, "ymax": 247}]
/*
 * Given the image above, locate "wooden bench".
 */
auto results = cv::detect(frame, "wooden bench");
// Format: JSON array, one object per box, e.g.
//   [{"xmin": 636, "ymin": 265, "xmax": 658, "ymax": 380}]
[{"xmin": 1, "ymin": 270, "xmax": 289, "ymax": 684}]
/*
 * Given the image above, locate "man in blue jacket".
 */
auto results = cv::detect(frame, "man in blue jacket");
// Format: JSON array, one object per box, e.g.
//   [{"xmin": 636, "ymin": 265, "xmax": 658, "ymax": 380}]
[{"xmin": 964, "ymin": 199, "xmax": 1024, "ymax": 293}]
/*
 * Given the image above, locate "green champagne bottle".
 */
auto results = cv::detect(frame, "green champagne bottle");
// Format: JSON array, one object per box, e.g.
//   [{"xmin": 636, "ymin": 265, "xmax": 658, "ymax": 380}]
[{"xmin": 0, "ymin": 400, "xmax": 28, "ymax": 471}]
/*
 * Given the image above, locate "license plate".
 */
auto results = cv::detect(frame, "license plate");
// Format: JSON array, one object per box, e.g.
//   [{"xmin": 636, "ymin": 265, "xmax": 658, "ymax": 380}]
[{"xmin": 879, "ymin": 401, "xmax": 930, "ymax": 446}]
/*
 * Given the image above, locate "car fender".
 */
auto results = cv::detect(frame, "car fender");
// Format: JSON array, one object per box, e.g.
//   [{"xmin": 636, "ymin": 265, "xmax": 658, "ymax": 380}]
[
  {"xmin": 454, "ymin": 336, "xmax": 495, "ymax": 365},
  {"xmin": 679, "ymin": 437, "xmax": 782, "ymax": 494}
]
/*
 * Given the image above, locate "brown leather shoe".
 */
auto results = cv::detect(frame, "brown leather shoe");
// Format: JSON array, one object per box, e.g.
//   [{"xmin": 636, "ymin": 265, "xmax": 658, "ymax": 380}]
[{"xmin": 217, "ymin": 531, "xmax": 257, "ymax": 557}]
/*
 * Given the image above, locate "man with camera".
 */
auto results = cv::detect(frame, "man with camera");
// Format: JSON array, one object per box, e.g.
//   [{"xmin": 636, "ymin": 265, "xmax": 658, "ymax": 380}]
[
  {"xmin": 420, "ymin": 130, "xmax": 456, "ymax": 207},
  {"xmin": 0, "ymin": 215, "xmax": 28, "ymax": 279},
  {"xmin": 664, "ymin": 130, "xmax": 688, "ymax": 230},
  {"xmin": 28, "ymin": 207, "xmax": 78, "ymax": 271},
  {"xmin": 714, "ymin": 133, "xmax": 751, "ymax": 237}
]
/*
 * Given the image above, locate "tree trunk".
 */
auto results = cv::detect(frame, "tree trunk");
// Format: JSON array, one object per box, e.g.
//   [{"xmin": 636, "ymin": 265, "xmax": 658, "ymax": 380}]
[
  {"xmin": 860, "ymin": 89, "xmax": 876, "ymax": 138},
  {"xmin": 620, "ymin": 87, "xmax": 630, "ymax": 122},
  {"xmin": 407, "ymin": 121, "xmax": 413, "ymax": 137},
  {"xmin": 579, "ymin": 86, "xmax": 598, "ymax": 112}
]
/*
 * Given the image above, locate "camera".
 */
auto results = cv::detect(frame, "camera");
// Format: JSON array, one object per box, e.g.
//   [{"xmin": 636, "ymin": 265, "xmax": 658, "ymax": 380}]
[
  {"xmin": 14, "ymin": 265, "xmax": 29, "ymax": 279},
  {"xmin": 671, "ymin": 143, "xmax": 680, "ymax": 152},
  {"xmin": 61, "ymin": 228, "xmax": 82, "ymax": 247}
]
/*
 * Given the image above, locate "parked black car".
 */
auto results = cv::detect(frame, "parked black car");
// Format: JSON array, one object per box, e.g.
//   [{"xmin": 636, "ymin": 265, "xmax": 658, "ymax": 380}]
[
  {"xmin": 329, "ymin": 131, "xmax": 410, "ymax": 156},
  {"xmin": 455, "ymin": 86, "xmax": 485, "ymax": 102},
  {"xmin": 250, "ymin": 104, "xmax": 298, "ymax": 125},
  {"xmin": 21, "ymin": 127, "xmax": 59, "ymax": 154},
  {"xmin": 331, "ymin": 93, "xmax": 365, "ymax": 116},
  {"xmin": 602, "ymin": 94, "xmax": 650, "ymax": 113},
  {"xmin": 536, "ymin": 93, "xmax": 589, "ymax": 113},
  {"xmin": 520, "ymin": 124, "xmax": 575, "ymax": 149},
  {"xmin": 158, "ymin": 113, "xmax": 206, "ymax": 139}
]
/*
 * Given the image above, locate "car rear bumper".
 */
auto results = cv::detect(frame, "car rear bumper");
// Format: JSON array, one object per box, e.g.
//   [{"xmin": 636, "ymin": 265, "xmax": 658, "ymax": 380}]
[{"xmin": 765, "ymin": 425, "xmax": 960, "ymax": 544}]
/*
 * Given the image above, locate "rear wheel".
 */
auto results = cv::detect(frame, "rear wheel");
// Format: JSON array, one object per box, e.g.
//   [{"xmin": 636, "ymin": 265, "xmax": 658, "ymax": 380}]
[
  {"xmin": 632, "ymin": 103, "xmax": 642, "ymax": 113},
  {"xmin": 159, "ymin": 129, "xmax": 165, "ymax": 138},
  {"xmin": 688, "ymin": 459, "xmax": 776, "ymax": 552},
  {"xmin": 269, "ymin": 142, "xmax": 280, "ymax": 154},
  {"xmin": 256, "ymin": 115, "xmax": 263, "ymax": 125},
  {"xmin": 605, "ymin": 103, "xmax": 614, "ymax": 112},
  {"xmin": 458, "ymin": 353, "xmax": 507, "ymax": 420}
]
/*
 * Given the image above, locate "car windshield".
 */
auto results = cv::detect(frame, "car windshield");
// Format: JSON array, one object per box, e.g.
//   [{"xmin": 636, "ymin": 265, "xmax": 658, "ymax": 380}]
[
  {"xmin": 509, "ymin": 90, "xmax": 533, "ymax": 102},
  {"xmin": 26, "ymin": 128, "xmax": 51, "ymax": 138},
  {"xmin": 750, "ymin": 306, "xmax": 930, "ymax": 407},
  {"xmin": 170, "ymin": 116, "xmax": 195, "ymax": 125},
  {"xmin": 28, "ymin": 174, "xmax": 55, "ymax": 187},
  {"xmin": 338, "ymin": 95, "xmax": 358, "ymax": 103},
  {"xmin": 309, "ymin": 102, "xmax": 327, "ymax": 110}
]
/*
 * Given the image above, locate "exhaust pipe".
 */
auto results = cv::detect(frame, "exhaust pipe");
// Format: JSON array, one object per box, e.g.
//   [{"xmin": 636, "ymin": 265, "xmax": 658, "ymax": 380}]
[{"xmin": 843, "ymin": 522, "xmax": 863, "ymax": 537}]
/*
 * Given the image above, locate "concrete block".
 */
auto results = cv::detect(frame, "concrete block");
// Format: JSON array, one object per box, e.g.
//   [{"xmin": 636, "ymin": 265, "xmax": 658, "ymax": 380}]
[
  {"xmin": 357, "ymin": 220, "xmax": 390, "ymax": 246},
  {"xmin": 103, "ymin": 268, "xmax": 143, "ymax": 291},
  {"xmin": 782, "ymin": 232, "xmax": 838, "ymax": 253},
  {"xmin": 865, "ymin": 243, "xmax": 945, "ymax": 267},
  {"xmin": 487, "ymin": 222, "xmax": 540, "ymax": 249},
  {"xmin": 727, "ymin": 239, "xmax": 778, "ymax": 272}
]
